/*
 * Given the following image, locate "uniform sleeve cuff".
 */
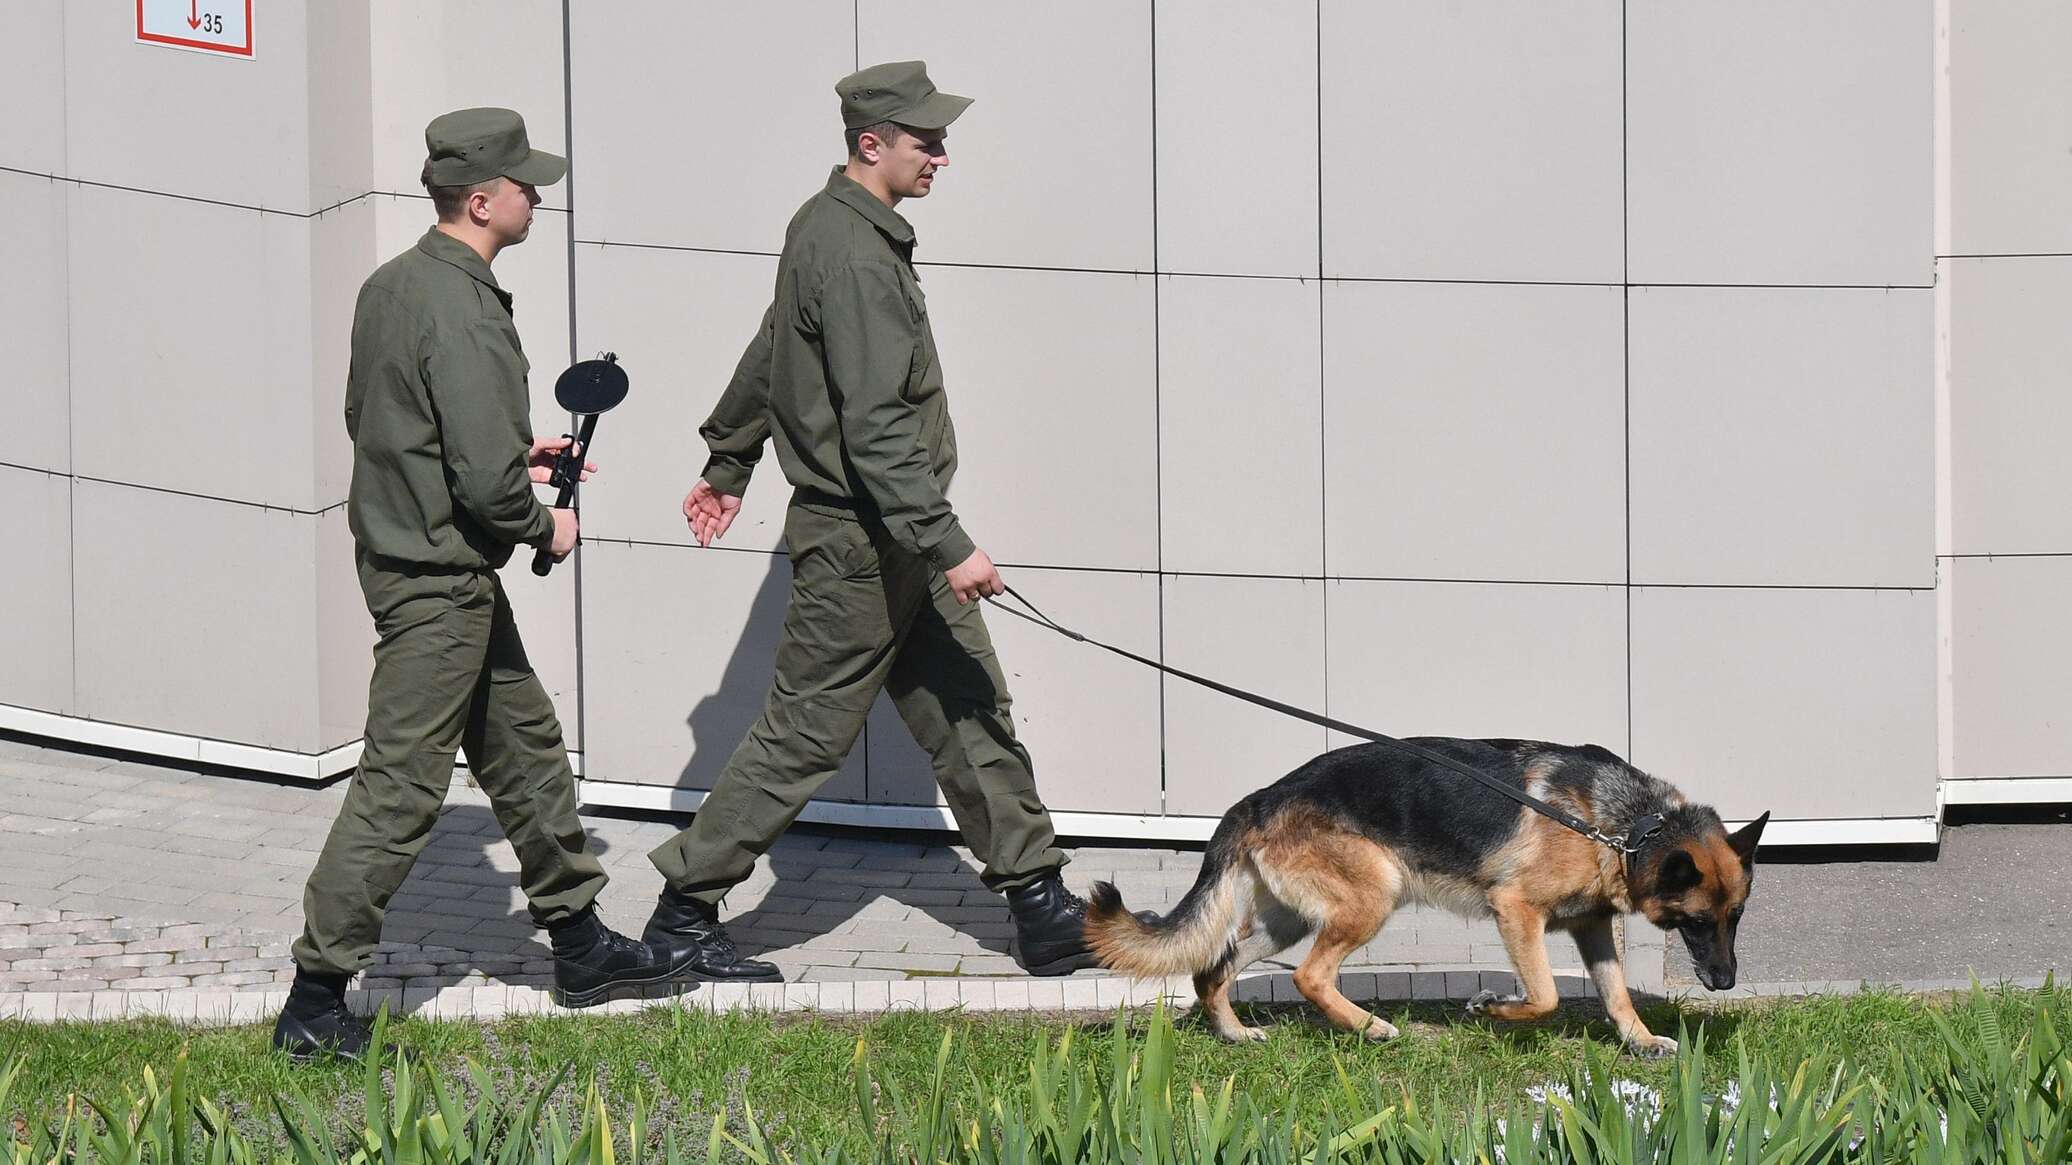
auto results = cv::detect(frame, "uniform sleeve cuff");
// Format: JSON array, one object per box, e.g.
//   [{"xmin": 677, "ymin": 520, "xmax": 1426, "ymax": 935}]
[
  {"xmin": 525, "ymin": 500, "xmax": 558, "ymax": 548},
  {"xmin": 928, "ymin": 525, "xmax": 978, "ymax": 573},
  {"xmin": 701, "ymin": 459, "xmax": 752, "ymax": 498}
]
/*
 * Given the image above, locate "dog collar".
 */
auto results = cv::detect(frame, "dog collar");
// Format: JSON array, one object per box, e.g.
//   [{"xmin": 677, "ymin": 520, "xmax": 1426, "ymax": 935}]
[{"xmin": 1619, "ymin": 813, "xmax": 1667, "ymax": 881}]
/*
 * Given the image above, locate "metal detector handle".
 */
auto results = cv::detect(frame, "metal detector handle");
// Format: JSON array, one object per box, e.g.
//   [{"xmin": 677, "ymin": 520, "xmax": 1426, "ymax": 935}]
[{"xmin": 531, "ymin": 412, "xmax": 601, "ymax": 576}]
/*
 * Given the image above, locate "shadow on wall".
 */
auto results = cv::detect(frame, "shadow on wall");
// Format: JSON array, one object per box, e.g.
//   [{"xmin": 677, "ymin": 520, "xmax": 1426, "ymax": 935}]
[
  {"xmin": 679, "ymin": 549, "xmax": 800, "ymax": 791},
  {"xmin": 666, "ymin": 542, "xmax": 1025, "ymax": 962}
]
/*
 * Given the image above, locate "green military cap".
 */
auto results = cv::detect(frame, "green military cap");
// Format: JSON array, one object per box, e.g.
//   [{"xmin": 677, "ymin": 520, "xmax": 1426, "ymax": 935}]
[
  {"xmin": 424, "ymin": 107, "xmax": 567, "ymax": 187},
  {"xmin": 837, "ymin": 60, "xmax": 972, "ymax": 131}
]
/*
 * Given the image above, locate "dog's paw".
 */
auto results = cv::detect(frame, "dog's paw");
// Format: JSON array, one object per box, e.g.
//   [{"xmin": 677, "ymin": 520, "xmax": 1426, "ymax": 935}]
[
  {"xmin": 1465, "ymin": 990, "xmax": 1515, "ymax": 1016},
  {"xmin": 1360, "ymin": 1016, "xmax": 1400, "ymax": 1042},
  {"xmin": 1217, "ymin": 1024, "xmax": 1269, "ymax": 1044},
  {"xmin": 1627, "ymin": 1033, "xmax": 1678, "ymax": 1060}
]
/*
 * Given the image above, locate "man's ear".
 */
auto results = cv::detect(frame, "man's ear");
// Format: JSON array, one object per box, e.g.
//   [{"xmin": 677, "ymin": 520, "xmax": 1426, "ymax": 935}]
[{"xmin": 1727, "ymin": 812, "xmax": 1770, "ymax": 867}]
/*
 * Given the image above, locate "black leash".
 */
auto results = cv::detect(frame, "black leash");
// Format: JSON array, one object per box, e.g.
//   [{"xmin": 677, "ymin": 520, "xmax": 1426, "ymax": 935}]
[{"xmin": 986, "ymin": 584, "xmax": 1664, "ymax": 861}]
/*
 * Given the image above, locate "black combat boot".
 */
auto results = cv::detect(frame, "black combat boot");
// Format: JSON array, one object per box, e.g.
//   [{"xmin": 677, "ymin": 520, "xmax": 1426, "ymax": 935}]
[
  {"xmin": 547, "ymin": 908, "xmax": 676, "ymax": 1008},
  {"xmin": 642, "ymin": 889, "xmax": 783, "ymax": 982},
  {"xmin": 1006, "ymin": 872, "xmax": 1101, "ymax": 976},
  {"xmin": 272, "ymin": 969, "xmax": 374, "ymax": 1063}
]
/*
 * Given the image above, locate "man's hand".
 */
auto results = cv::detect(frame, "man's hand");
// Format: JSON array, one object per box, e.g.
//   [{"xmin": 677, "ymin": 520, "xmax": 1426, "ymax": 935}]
[
  {"xmin": 528, "ymin": 436, "xmax": 597, "ymax": 485},
  {"xmin": 945, "ymin": 548, "xmax": 1004, "ymax": 605},
  {"xmin": 682, "ymin": 479, "xmax": 743, "ymax": 547},
  {"xmin": 548, "ymin": 507, "xmax": 580, "ymax": 559}
]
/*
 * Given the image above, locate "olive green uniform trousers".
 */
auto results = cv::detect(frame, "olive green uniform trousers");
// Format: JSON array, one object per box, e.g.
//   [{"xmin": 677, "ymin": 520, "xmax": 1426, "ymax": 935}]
[
  {"xmin": 293, "ymin": 553, "xmax": 607, "ymax": 975},
  {"xmin": 649, "ymin": 502, "xmax": 1067, "ymax": 904}
]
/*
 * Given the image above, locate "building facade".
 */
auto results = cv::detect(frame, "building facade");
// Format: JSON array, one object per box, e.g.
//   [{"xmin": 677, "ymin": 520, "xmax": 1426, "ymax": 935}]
[{"xmin": 3, "ymin": 1, "xmax": 2065, "ymax": 845}]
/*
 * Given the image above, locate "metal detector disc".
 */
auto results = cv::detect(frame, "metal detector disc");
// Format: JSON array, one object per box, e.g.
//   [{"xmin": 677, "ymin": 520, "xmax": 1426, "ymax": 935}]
[{"xmin": 553, "ymin": 358, "xmax": 629, "ymax": 415}]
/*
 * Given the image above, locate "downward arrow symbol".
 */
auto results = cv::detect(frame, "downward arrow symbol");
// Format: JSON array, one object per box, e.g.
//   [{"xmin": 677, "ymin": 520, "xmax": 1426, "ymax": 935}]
[{"xmin": 187, "ymin": 0, "xmax": 200, "ymax": 30}]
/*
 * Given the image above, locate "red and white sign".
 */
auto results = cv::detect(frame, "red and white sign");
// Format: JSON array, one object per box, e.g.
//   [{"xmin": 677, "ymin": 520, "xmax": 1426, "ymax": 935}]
[{"xmin": 136, "ymin": 0, "xmax": 253, "ymax": 59}]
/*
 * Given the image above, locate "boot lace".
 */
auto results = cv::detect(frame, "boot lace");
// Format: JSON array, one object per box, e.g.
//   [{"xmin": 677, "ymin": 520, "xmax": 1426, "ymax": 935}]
[
  {"xmin": 602, "ymin": 928, "xmax": 650, "ymax": 958},
  {"xmin": 688, "ymin": 918, "xmax": 742, "ymax": 961}
]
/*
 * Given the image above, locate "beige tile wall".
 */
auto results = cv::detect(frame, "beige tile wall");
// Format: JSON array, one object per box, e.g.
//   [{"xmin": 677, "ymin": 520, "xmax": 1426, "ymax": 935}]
[
  {"xmin": 1162, "ymin": 575, "xmax": 1327, "ymax": 817},
  {"xmin": 8, "ymin": 0, "xmax": 2030, "ymax": 827},
  {"xmin": 578, "ymin": 538, "xmax": 865, "ymax": 799},
  {"xmin": 1627, "ymin": 287, "xmax": 1934, "ymax": 589},
  {"xmin": 569, "ymin": 244, "xmax": 785, "ymax": 551},
  {"xmin": 1322, "ymin": 0, "xmax": 1624, "ymax": 284},
  {"xmin": 917, "ymin": 266, "xmax": 1159, "ymax": 572},
  {"xmin": 1154, "ymin": 0, "xmax": 1318, "ymax": 278},
  {"xmin": 1946, "ymin": 556, "xmax": 2072, "ymax": 779},
  {"xmin": 0, "ymin": 172, "xmax": 70, "ymax": 475},
  {"xmin": 63, "ymin": 1, "xmax": 320, "ymax": 213},
  {"xmin": 0, "ymin": 1, "xmax": 580, "ymax": 760},
  {"xmin": 0, "ymin": 2, "xmax": 66, "ymax": 175},
  {"xmin": 1158, "ymin": 275, "xmax": 1322, "ymax": 577},
  {"xmin": 1941, "ymin": 6, "xmax": 2072, "ymax": 784},
  {"xmin": 1629, "ymin": 587, "xmax": 1936, "ymax": 820},
  {"xmin": 66, "ymin": 186, "xmax": 320, "ymax": 508},
  {"xmin": 368, "ymin": 0, "xmax": 565, "ymax": 209},
  {"xmin": 569, "ymin": 0, "xmax": 853, "ymax": 250},
  {"xmin": 1943, "ymin": 258, "xmax": 2072, "ymax": 557},
  {"xmin": 857, "ymin": 0, "xmax": 1155, "ymax": 271},
  {"xmin": 1626, "ymin": 0, "xmax": 1933, "ymax": 287},
  {"xmin": 1323, "ymin": 282, "xmax": 1626, "ymax": 584},
  {"xmin": 70, "ymin": 480, "xmax": 323, "ymax": 750},
  {"xmin": 0, "ymin": 466, "xmax": 73, "ymax": 716},
  {"xmin": 1947, "ymin": 1, "xmax": 2072, "ymax": 256},
  {"xmin": 1324, "ymin": 579, "xmax": 1629, "ymax": 755}
]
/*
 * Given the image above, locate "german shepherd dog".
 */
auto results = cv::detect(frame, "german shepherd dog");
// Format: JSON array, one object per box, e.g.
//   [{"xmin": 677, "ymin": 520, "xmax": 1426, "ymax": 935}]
[{"xmin": 1085, "ymin": 739, "xmax": 1767, "ymax": 1056}]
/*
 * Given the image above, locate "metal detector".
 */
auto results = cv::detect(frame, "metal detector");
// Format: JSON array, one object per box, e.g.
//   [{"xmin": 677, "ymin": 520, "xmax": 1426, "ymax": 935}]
[{"xmin": 531, "ymin": 352, "xmax": 630, "ymax": 576}]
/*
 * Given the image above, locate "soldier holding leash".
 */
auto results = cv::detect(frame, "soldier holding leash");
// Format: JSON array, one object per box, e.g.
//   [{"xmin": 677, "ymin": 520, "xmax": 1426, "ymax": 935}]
[{"xmin": 642, "ymin": 63, "xmax": 1119, "ymax": 983}]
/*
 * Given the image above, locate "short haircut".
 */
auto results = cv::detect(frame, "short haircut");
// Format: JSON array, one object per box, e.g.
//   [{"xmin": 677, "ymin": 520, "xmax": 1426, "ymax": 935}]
[
  {"xmin": 845, "ymin": 120, "xmax": 908, "ymax": 159},
  {"xmin": 421, "ymin": 161, "xmax": 504, "ymax": 223}
]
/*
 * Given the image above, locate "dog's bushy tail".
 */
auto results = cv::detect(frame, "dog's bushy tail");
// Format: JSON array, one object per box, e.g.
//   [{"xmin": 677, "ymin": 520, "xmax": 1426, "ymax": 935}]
[{"xmin": 1085, "ymin": 810, "xmax": 1255, "ymax": 978}]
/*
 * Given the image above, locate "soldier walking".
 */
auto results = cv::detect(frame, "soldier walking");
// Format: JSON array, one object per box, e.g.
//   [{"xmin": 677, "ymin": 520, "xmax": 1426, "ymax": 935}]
[
  {"xmin": 275, "ymin": 109, "xmax": 668, "ymax": 1060},
  {"xmin": 644, "ymin": 63, "xmax": 1120, "ymax": 983}
]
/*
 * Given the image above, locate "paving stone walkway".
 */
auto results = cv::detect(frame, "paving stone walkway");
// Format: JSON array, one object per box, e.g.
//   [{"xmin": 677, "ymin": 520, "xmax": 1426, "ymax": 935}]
[
  {"xmin": 0, "ymin": 734, "xmax": 1664, "ymax": 1020},
  {"xmin": 6, "ymin": 733, "xmax": 2061, "ymax": 1024}
]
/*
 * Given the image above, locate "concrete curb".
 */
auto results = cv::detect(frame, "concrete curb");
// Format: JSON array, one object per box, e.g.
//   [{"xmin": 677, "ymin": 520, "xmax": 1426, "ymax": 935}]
[
  {"xmin": 10, "ymin": 964, "xmax": 1992, "ymax": 1026},
  {"xmin": 1683, "ymin": 974, "xmax": 2060, "ymax": 1000},
  {"xmin": 0, "ymin": 967, "xmax": 1536, "ymax": 1024}
]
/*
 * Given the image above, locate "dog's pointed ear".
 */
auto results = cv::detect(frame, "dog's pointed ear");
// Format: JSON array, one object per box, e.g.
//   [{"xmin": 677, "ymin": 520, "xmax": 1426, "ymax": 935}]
[
  {"xmin": 1727, "ymin": 812, "xmax": 1770, "ymax": 867},
  {"xmin": 1657, "ymin": 848, "xmax": 1702, "ymax": 895}
]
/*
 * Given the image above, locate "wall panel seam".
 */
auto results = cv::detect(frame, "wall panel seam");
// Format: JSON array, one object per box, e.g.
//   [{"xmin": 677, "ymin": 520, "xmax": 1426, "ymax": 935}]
[
  {"xmin": 6, "ymin": 467, "xmax": 350, "ymax": 517},
  {"xmin": 563, "ymin": 0, "xmax": 590, "ymax": 764},
  {"xmin": 0, "ymin": 166, "xmax": 388, "ymax": 220},
  {"xmin": 1149, "ymin": 0, "xmax": 1167, "ymax": 814},
  {"xmin": 1940, "ymin": 553, "xmax": 2072, "ymax": 560},
  {"xmin": 59, "ymin": 0, "xmax": 78, "ymax": 720},
  {"xmin": 1622, "ymin": 0, "xmax": 1633, "ymax": 759},
  {"xmin": 556, "ymin": 238, "xmax": 1935, "ymax": 292},
  {"xmin": 558, "ymin": 540, "xmax": 1941, "ymax": 592},
  {"xmin": 1316, "ymin": 0, "xmax": 1330, "ymax": 741}
]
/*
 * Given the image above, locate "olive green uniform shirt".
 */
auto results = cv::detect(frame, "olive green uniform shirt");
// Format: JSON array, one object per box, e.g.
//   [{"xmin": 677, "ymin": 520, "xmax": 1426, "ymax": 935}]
[
  {"xmin": 344, "ymin": 228, "xmax": 555, "ymax": 570},
  {"xmin": 700, "ymin": 169, "xmax": 977, "ymax": 571}
]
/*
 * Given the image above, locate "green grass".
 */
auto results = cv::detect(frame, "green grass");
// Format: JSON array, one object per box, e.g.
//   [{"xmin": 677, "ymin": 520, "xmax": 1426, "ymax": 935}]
[{"xmin": 0, "ymin": 987, "xmax": 2059, "ymax": 1154}]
